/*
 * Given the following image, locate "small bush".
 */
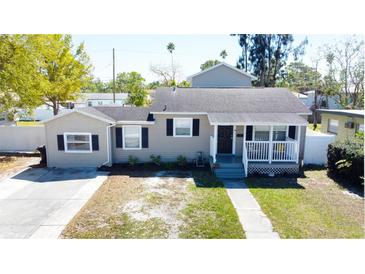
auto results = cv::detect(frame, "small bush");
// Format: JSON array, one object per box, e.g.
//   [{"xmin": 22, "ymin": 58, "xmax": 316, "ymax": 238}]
[
  {"xmin": 176, "ymin": 155, "xmax": 187, "ymax": 167},
  {"xmin": 128, "ymin": 155, "xmax": 139, "ymax": 166},
  {"xmin": 150, "ymin": 154, "xmax": 161, "ymax": 166},
  {"xmin": 327, "ymin": 138, "xmax": 364, "ymax": 185},
  {"xmin": 163, "ymin": 162, "xmax": 175, "ymax": 170}
]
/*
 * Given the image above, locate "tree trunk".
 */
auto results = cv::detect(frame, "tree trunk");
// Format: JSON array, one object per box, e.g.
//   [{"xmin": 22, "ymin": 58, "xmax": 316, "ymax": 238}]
[{"xmin": 52, "ymin": 101, "xmax": 59, "ymax": 115}]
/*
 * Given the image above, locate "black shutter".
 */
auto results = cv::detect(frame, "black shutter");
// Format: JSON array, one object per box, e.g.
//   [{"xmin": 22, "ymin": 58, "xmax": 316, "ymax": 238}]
[
  {"xmin": 193, "ymin": 119, "xmax": 200, "ymax": 136},
  {"xmin": 142, "ymin": 127, "xmax": 149, "ymax": 148},
  {"xmin": 246, "ymin": 126, "xmax": 253, "ymax": 141},
  {"xmin": 166, "ymin": 119, "xmax": 173, "ymax": 136},
  {"xmin": 288, "ymin": 126, "xmax": 296, "ymax": 139},
  {"xmin": 92, "ymin": 135, "xmax": 99, "ymax": 151},
  {"xmin": 116, "ymin": 127, "xmax": 123, "ymax": 148},
  {"xmin": 57, "ymin": 135, "xmax": 64, "ymax": 151}
]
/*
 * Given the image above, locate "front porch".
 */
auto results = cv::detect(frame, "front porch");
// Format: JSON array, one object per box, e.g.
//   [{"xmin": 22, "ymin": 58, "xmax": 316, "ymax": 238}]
[{"xmin": 210, "ymin": 124, "xmax": 303, "ymax": 177}]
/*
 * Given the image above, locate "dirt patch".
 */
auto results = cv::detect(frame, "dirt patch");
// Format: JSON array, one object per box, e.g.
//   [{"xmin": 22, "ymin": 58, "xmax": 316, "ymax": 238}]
[{"xmin": 0, "ymin": 156, "xmax": 40, "ymax": 182}]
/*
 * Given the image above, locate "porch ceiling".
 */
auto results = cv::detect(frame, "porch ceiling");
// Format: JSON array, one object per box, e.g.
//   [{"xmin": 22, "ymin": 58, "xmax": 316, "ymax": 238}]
[{"xmin": 207, "ymin": 112, "xmax": 307, "ymax": 125}]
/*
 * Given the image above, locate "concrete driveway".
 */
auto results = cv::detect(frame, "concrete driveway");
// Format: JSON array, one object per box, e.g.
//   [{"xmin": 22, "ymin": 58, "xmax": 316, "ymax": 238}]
[{"xmin": 0, "ymin": 167, "xmax": 108, "ymax": 239}]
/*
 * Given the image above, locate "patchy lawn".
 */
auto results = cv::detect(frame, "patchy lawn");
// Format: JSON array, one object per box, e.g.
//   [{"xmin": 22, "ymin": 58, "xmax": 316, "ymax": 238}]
[
  {"xmin": 61, "ymin": 169, "xmax": 244, "ymax": 239},
  {"xmin": 246, "ymin": 168, "xmax": 364, "ymax": 239},
  {"xmin": 0, "ymin": 156, "xmax": 40, "ymax": 182}
]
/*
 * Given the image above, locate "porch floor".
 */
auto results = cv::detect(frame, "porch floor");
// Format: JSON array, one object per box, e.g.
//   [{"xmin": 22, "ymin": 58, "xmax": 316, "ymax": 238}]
[{"xmin": 216, "ymin": 154, "xmax": 242, "ymax": 164}]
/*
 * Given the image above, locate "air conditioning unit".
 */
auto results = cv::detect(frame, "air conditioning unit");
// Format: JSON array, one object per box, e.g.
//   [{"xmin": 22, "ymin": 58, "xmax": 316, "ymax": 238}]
[{"xmin": 345, "ymin": 121, "xmax": 354, "ymax": 128}]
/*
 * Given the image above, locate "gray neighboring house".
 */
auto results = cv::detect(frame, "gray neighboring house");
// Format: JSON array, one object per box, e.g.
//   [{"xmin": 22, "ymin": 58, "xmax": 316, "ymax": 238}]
[
  {"xmin": 187, "ymin": 62, "xmax": 256, "ymax": 88},
  {"xmin": 42, "ymin": 87, "xmax": 310, "ymax": 177}
]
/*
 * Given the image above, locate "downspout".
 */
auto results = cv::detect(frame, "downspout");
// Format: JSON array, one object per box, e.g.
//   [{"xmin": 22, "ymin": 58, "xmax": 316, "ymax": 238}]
[{"xmin": 101, "ymin": 123, "xmax": 115, "ymax": 167}]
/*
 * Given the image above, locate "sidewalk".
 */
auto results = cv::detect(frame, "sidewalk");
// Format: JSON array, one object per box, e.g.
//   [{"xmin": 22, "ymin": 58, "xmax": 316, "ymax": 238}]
[{"xmin": 223, "ymin": 180, "xmax": 280, "ymax": 239}]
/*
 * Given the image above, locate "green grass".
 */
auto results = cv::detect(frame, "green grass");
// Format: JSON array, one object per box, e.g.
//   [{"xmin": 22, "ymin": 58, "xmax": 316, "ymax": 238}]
[
  {"xmin": 246, "ymin": 169, "xmax": 364, "ymax": 239},
  {"xmin": 62, "ymin": 170, "xmax": 244, "ymax": 239},
  {"xmin": 307, "ymin": 123, "xmax": 321, "ymax": 131},
  {"xmin": 179, "ymin": 171, "xmax": 245, "ymax": 239}
]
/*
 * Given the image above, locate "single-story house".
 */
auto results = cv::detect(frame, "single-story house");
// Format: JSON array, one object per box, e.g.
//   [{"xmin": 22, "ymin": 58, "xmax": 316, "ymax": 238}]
[
  {"xmin": 43, "ymin": 87, "xmax": 310, "ymax": 177},
  {"xmin": 318, "ymin": 109, "xmax": 364, "ymax": 141},
  {"xmin": 74, "ymin": 92, "xmax": 128, "ymax": 107},
  {"xmin": 187, "ymin": 62, "xmax": 256, "ymax": 88}
]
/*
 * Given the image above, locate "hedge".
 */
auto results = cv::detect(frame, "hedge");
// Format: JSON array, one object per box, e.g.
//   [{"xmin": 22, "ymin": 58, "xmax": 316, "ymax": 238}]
[{"xmin": 327, "ymin": 137, "xmax": 364, "ymax": 185}]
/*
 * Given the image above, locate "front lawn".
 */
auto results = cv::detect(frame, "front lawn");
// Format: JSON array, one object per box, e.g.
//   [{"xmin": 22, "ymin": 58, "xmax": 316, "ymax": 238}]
[
  {"xmin": 0, "ymin": 156, "xmax": 40, "ymax": 181},
  {"xmin": 61, "ymin": 169, "xmax": 244, "ymax": 239},
  {"xmin": 246, "ymin": 168, "xmax": 364, "ymax": 239}
]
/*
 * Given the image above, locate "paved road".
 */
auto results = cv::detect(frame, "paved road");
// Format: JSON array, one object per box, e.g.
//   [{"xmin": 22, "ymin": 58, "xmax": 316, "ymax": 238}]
[{"xmin": 0, "ymin": 167, "xmax": 108, "ymax": 239}]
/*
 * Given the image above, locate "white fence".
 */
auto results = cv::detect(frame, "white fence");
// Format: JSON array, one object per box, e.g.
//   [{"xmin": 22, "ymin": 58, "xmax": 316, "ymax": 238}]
[
  {"xmin": 304, "ymin": 129, "xmax": 336, "ymax": 165},
  {"xmin": 0, "ymin": 126, "xmax": 45, "ymax": 152}
]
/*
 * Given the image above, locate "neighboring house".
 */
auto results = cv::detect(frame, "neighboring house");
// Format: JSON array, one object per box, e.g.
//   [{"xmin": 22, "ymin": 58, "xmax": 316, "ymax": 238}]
[
  {"xmin": 15, "ymin": 93, "xmax": 128, "ymax": 121},
  {"xmin": 293, "ymin": 92, "xmax": 308, "ymax": 106},
  {"xmin": 42, "ymin": 87, "xmax": 310, "ymax": 177},
  {"xmin": 187, "ymin": 62, "xmax": 256, "ymax": 88},
  {"xmin": 303, "ymin": 90, "xmax": 343, "ymax": 110},
  {"xmin": 318, "ymin": 109, "xmax": 364, "ymax": 141}
]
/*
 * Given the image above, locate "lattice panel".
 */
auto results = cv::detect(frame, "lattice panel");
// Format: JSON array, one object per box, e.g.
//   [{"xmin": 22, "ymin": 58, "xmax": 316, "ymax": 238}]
[{"xmin": 248, "ymin": 165, "xmax": 299, "ymax": 175}]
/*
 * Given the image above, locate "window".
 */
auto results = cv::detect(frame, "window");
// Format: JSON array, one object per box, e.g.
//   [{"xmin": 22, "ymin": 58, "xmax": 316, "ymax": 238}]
[
  {"xmin": 123, "ymin": 125, "xmax": 142, "ymax": 149},
  {"xmin": 64, "ymin": 133, "xmax": 92, "ymax": 153},
  {"xmin": 328, "ymin": 119, "xmax": 339, "ymax": 134},
  {"xmin": 273, "ymin": 126, "xmax": 287, "ymax": 141},
  {"xmin": 356, "ymin": 124, "xmax": 364, "ymax": 133},
  {"xmin": 173, "ymin": 118, "xmax": 192, "ymax": 137},
  {"xmin": 254, "ymin": 126, "xmax": 270, "ymax": 141},
  {"xmin": 87, "ymin": 101, "xmax": 92, "ymax": 107}
]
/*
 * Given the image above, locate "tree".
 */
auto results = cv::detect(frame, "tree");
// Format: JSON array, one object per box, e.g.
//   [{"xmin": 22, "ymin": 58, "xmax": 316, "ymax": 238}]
[
  {"xmin": 167, "ymin": 42, "xmax": 176, "ymax": 82},
  {"xmin": 233, "ymin": 34, "xmax": 307, "ymax": 87},
  {"xmin": 150, "ymin": 63, "xmax": 180, "ymax": 86},
  {"xmin": 200, "ymin": 59, "xmax": 220, "ymax": 71},
  {"xmin": 81, "ymin": 78, "xmax": 111, "ymax": 93},
  {"xmin": 0, "ymin": 34, "xmax": 91, "ymax": 117},
  {"xmin": 322, "ymin": 36, "xmax": 364, "ymax": 109},
  {"xmin": 220, "ymin": 49, "xmax": 228, "ymax": 60},
  {"xmin": 113, "ymin": 71, "xmax": 148, "ymax": 106},
  {"xmin": 177, "ymin": 80, "xmax": 191, "ymax": 87}
]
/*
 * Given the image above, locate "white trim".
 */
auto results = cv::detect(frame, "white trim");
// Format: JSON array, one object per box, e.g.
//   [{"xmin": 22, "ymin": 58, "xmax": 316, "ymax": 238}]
[
  {"xmin": 269, "ymin": 126, "xmax": 273, "ymax": 164},
  {"xmin": 173, "ymin": 118, "xmax": 193, "ymax": 138},
  {"xmin": 122, "ymin": 125, "xmax": 142, "ymax": 150},
  {"xmin": 187, "ymin": 62, "xmax": 257, "ymax": 80},
  {"xmin": 42, "ymin": 109, "xmax": 114, "ymax": 124},
  {"xmin": 116, "ymin": 121, "xmax": 155, "ymax": 125},
  {"xmin": 232, "ymin": 125, "xmax": 236, "ymax": 155},
  {"xmin": 101, "ymin": 124, "xmax": 113, "ymax": 166},
  {"xmin": 213, "ymin": 125, "xmax": 218, "ymax": 163},
  {"xmin": 63, "ymin": 132, "xmax": 92, "ymax": 153},
  {"xmin": 209, "ymin": 122, "xmax": 307, "ymax": 126}
]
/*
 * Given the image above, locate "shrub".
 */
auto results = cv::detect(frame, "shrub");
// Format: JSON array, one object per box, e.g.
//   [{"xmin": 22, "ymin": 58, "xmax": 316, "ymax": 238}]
[
  {"xmin": 327, "ymin": 138, "xmax": 364, "ymax": 185},
  {"xmin": 128, "ymin": 155, "xmax": 138, "ymax": 166},
  {"xmin": 176, "ymin": 155, "xmax": 187, "ymax": 167},
  {"xmin": 163, "ymin": 162, "xmax": 175, "ymax": 170},
  {"xmin": 150, "ymin": 154, "xmax": 161, "ymax": 166}
]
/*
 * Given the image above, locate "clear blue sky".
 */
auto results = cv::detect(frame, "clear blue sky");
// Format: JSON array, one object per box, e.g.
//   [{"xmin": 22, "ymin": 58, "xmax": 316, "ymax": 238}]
[{"xmin": 72, "ymin": 35, "xmax": 350, "ymax": 83}]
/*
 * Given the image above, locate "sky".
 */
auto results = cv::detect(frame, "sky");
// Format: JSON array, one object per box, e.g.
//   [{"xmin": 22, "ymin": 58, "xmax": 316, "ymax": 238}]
[{"xmin": 72, "ymin": 35, "xmax": 354, "ymax": 83}]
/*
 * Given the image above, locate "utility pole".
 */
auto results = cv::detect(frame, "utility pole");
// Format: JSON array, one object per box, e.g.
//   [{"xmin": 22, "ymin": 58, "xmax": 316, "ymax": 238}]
[{"xmin": 112, "ymin": 48, "xmax": 116, "ymax": 104}]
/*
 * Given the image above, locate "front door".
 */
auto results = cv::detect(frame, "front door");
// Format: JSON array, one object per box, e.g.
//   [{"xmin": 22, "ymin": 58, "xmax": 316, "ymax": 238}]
[{"xmin": 217, "ymin": 126, "xmax": 233, "ymax": 154}]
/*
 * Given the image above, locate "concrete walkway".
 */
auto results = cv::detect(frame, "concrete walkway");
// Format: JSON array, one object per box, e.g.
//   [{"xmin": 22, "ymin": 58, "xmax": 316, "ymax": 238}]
[
  {"xmin": 0, "ymin": 167, "xmax": 108, "ymax": 239},
  {"xmin": 223, "ymin": 180, "xmax": 280, "ymax": 239}
]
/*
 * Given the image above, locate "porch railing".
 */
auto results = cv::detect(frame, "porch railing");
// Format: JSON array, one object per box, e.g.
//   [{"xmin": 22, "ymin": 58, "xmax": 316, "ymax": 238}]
[{"xmin": 245, "ymin": 140, "xmax": 298, "ymax": 162}]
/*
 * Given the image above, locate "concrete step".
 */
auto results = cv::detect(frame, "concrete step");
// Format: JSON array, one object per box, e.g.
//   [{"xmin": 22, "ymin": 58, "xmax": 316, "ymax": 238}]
[
  {"xmin": 216, "ymin": 173, "xmax": 245, "ymax": 180},
  {"xmin": 215, "ymin": 168, "xmax": 244, "ymax": 174},
  {"xmin": 216, "ymin": 162, "xmax": 243, "ymax": 168}
]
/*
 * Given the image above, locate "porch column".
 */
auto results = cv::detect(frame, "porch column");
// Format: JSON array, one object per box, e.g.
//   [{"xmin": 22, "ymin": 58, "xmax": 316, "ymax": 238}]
[
  {"xmin": 269, "ymin": 125, "xmax": 273, "ymax": 164},
  {"xmin": 296, "ymin": 126, "xmax": 301, "ymax": 164},
  {"xmin": 213, "ymin": 124, "xmax": 218, "ymax": 163},
  {"xmin": 232, "ymin": 125, "xmax": 236, "ymax": 155}
]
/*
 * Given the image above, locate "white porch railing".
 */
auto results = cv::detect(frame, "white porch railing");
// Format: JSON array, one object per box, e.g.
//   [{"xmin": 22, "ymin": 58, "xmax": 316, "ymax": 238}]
[{"xmin": 245, "ymin": 140, "xmax": 298, "ymax": 162}]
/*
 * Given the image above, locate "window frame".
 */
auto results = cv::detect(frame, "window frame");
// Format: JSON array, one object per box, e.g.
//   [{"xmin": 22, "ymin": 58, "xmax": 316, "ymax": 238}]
[
  {"xmin": 253, "ymin": 125, "xmax": 270, "ymax": 141},
  {"xmin": 173, "ymin": 118, "xmax": 193, "ymax": 138},
  {"xmin": 273, "ymin": 125, "xmax": 288, "ymax": 141},
  {"xmin": 122, "ymin": 125, "xmax": 142, "ymax": 150},
  {"xmin": 328, "ymin": 119, "xmax": 339, "ymax": 134},
  {"xmin": 63, "ymin": 132, "xmax": 92, "ymax": 153}
]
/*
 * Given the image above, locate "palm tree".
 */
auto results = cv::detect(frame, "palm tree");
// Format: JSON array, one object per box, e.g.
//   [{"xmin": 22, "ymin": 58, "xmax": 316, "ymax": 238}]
[{"xmin": 167, "ymin": 42, "xmax": 176, "ymax": 82}]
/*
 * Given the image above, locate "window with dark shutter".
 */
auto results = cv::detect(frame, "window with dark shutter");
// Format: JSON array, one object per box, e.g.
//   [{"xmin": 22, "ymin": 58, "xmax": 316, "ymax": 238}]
[
  {"xmin": 193, "ymin": 119, "xmax": 200, "ymax": 136},
  {"xmin": 116, "ymin": 127, "xmax": 123, "ymax": 148},
  {"xmin": 288, "ymin": 126, "xmax": 296, "ymax": 139},
  {"xmin": 92, "ymin": 135, "xmax": 99, "ymax": 151},
  {"xmin": 57, "ymin": 135, "xmax": 65, "ymax": 151},
  {"xmin": 142, "ymin": 127, "xmax": 149, "ymax": 148},
  {"xmin": 246, "ymin": 126, "xmax": 253, "ymax": 141},
  {"xmin": 166, "ymin": 119, "xmax": 173, "ymax": 136}
]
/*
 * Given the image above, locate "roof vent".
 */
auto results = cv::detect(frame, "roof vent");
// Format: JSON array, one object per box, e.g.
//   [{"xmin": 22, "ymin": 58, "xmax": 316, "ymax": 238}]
[
  {"xmin": 172, "ymin": 86, "xmax": 176, "ymax": 93},
  {"xmin": 163, "ymin": 104, "xmax": 167, "ymax": 111}
]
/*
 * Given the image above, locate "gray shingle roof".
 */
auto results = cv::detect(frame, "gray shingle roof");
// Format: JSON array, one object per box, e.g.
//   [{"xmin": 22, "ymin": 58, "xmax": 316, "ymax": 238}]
[
  {"xmin": 91, "ymin": 106, "xmax": 151, "ymax": 121},
  {"xmin": 150, "ymin": 87, "xmax": 311, "ymax": 114},
  {"xmin": 207, "ymin": 112, "xmax": 307, "ymax": 125}
]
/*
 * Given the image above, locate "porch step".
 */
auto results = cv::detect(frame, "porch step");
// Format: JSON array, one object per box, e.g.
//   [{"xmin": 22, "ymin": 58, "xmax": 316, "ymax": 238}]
[
  {"xmin": 215, "ymin": 166, "xmax": 245, "ymax": 180},
  {"xmin": 216, "ymin": 162, "xmax": 243, "ymax": 169}
]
